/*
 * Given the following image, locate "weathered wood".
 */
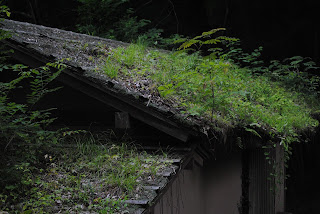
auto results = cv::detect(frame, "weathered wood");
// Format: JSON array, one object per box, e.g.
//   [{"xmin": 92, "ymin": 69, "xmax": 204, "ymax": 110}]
[
  {"xmin": 193, "ymin": 152, "xmax": 204, "ymax": 167},
  {"xmin": 156, "ymin": 167, "xmax": 178, "ymax": 177},
  {"xmin": 133, "ymin": 208, "xmax": 145, "ymax": 214},
  {"xmin": 138, "ymin": 146, "xmax": 191, "ymax": 152},
  {"xmin": 2, "ymin": 38, "xmax": 193, "ymax": 143},
  {"xmin": 142, "ymin": 154, "xmax": 195, "ymax": 214},
  {"xmin": 115, "ymin": 112, "xmax": 131, "ymax": 129},
  {"xmin": 125, "ymin": 199, "xmax": 149, "ymax": 205},
  {"xmin": 58, "ymin": 69, "xmax": 192, "ymax": 142},
  {"xmin": 159, "ymin": 159, "xmax": 181, "ymax": 164},
  {"xmin": 276, "ymin": 212, "xmax": 292, "ymax": 214},
  {"xmin": 275, "ymin": 143, "xmax": 285, "ymax": 213},
  {"xmin": 143, "ymin": 186, "xmax": 161, "ymax": 191},
  {"xmin": 248, "ymin": 147, "xmax": 275, "ymax": 214},
  {"xmin": 184, "ymin": 159, "xmax": 194, "ymax": 170}
]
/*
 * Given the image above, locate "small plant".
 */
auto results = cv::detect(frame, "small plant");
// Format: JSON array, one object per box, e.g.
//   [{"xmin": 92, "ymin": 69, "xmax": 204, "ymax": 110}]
[
  {"xmin": 0, "ymin": 3, "xmax": 12, "ymax": 65},
  {"xmin": 88, "ymin": 55, "xmax": 94, "ymax": 62},
  {"xmin": 81, "ymin": 42, "xmax": 89, "ymax": 51},
  {"xmin": 99, "ymin": 196, "xmax": 128, "ymax": 214},
  {"xmin": 0, "ymin": 3, "xmax": 10, "ymax": 18},
  {"xmin": 102, "ymin": 57, "xmax": 121, "ymax": 78},
  {"xmin": 266, "ymin": 56, "xmax": 320, "ymax": 96}
]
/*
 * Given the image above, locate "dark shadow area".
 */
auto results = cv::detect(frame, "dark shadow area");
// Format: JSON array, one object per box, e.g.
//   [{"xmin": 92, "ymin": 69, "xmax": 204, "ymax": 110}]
[
  {"xmin": 286, "ymin": 128, "xmax": 320, "ymax": 213},
  {"xmin": 4, "ymin": 0, "xmax": 320, "ymax": 62}
]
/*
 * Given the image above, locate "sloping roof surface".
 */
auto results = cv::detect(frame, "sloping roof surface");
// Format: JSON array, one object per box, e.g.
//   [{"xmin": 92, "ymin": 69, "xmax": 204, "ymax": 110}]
[
  {"xmin": 0, "ymin": 19, "xmax": 209, "ymax": 213},
  {"xmin": 1, "ymin": 19, "xmax": 208, "ymax": 143}
]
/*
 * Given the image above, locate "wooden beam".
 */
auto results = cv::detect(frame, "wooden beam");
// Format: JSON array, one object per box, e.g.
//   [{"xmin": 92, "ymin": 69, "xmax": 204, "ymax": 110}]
[
  {"xmin": 124, "ymin": 199, "xmax": 149, "ymax": 206},
  {"xmin": 193, "ymin": 152, "xmax": 204, "ymax": 167},
  {"xmin": 3, "ymin": 40, "xmax": 194, "ymax": 142},
  {"xmin": 115, "ymin": 112, "xmax": 131, "ymax": 129},
  {"xmin": 58, "ymin": 69, "xmax": 191, "ymax": 142}
]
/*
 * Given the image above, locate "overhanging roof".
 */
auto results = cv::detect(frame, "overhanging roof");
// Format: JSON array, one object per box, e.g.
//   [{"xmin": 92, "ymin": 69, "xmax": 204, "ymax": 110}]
[{"xmin": 0, "ymin": 19, "xmax": 205, "ymax": 143}]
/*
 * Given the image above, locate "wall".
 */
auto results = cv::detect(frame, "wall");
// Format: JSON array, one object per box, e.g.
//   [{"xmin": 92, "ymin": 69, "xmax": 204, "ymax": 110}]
[
  {"xmin": 153, "ymin": 162, "xmax": 204, "ymax": 214},
  {"xmin": 286, "ymin": 132, "xmax": 320, "ymax": 213},
  {"xmin": 152, "ymin": 152, "xmax": 243, "ymax": 214},
  {"xmin": 203, "ymin": 152, "xmax": 242, "ymax": 214}
]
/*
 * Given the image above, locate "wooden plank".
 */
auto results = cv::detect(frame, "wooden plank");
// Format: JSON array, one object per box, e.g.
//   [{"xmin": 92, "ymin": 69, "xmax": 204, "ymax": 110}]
[
  {"xmin": 115, "ymin": 112, "xmax": 131, "ymax": 129},
  {"xmin": 125, "ymin": 199, "xmax": 149, "ymax": 205},
  {"xmin": 143, "ymin": 186, "xmax": 161, "ymax": 191},
  {"xmin": 184, "ymin": 159, "xmax": 194, "ymax": 170},
  {"xmin": 157, "ymin": 168, "xmax": 177, "ymax": 177},
  {"xmin": 275, "ymin": 143, "xmax": 285, "ymax": 213},
  {"xmin": 133, "ymin": 208, "xmax": 145, "ymax": 214},
  {"xmin": 138, "ymin": 146, "xmax": 191, "ymax": 152},
  {"xmin": 248, "ymin": 148, "xmax": 275, "ymax": 214},
  {"xmin": 142, "ymin": 154, "xmax": 195, "ymax": 214},
  {"xmin": 193, "ymin": 152, "xmax": 204, "ymax": 167},
  {"xmin": 58, "ymin": 70, "xmax": 192, "ymax": 142},
  {"xmin": 159, "ymin": 159, "xmax": 181, "ymax": 164}
]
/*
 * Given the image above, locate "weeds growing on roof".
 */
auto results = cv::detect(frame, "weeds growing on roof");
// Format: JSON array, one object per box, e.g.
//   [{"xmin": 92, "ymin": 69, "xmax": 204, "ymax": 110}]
[
  {"xmin": 0, "ymin": 133, "xmax": 169, "ymax": 213},
  {"xmin": 99, "ymin": 32, "xmax": 320, "ymax": 153}
]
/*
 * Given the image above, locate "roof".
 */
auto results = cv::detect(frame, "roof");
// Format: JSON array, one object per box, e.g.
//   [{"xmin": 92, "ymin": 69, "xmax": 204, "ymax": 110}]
[
  {"xmin": 0, "ymin": 19, "xmax": 210, "ymax": 213},
  {"xmin": 1, "ymin": 131, "xmax": 195, "ymax": 214},
  {"xmin": 0, "ymin": 19, "xmax": 209, "ymax": 143},
  {"xmin": 3, "ymin": 17, "xmax": 320, "ymax": 145},
  {"xmin": 3, "ymin": 18, "xmax": 319, "ymax": 149}
]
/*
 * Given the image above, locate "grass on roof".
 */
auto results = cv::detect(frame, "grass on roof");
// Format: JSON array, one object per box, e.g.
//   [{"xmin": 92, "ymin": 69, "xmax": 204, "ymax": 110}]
[
  {"xmin": 97, "ymin": 42, "xmax": 320, "ymax": 148},
  {"xmin": 0, "ymin": 133, "xmax": 172, "ymax": 213}
]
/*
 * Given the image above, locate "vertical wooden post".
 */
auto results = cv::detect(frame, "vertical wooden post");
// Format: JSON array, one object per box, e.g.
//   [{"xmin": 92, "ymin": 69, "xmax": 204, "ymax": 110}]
[
  {"xmin": 248, "ymin": 147, "xmax": 275, "ymax": 214},
  {"xmin": 275, "ymin": 143, "xmax": 285, "ymax": 213},
  {"xmin": 115, "ymin": 112, "xmax": 131, "ymax": 129}
]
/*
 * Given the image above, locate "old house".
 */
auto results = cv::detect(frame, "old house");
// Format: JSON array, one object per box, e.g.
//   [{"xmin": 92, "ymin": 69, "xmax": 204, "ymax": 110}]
[{"xmin": 1, "ymin": 19, "xmax": 288, "ymax": 214}]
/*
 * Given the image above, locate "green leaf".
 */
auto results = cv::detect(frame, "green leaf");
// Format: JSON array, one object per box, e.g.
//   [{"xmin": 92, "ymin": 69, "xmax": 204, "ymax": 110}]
[
  {"xmin": 173, "ymin": 38, "xmax": 188, "ymax": 44},
  {"xmin": 245, "ymin": 127, "xmax": 261, "ymax": 138}
]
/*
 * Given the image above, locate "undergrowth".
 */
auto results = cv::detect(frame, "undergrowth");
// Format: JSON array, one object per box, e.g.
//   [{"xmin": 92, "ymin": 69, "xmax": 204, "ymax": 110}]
[{"xmin": 76, "ymin": 0, "xmax": 182, "ymax": 48}]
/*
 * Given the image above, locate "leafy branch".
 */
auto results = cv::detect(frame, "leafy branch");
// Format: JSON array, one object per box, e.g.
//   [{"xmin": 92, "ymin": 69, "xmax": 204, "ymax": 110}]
[
  {"xmin": 0, "ymin": 61, "xmax": 66, "ymax": 148},
  {"xmin": 174, "ymin": 28, "xmax": 238, "ymax": 58}
]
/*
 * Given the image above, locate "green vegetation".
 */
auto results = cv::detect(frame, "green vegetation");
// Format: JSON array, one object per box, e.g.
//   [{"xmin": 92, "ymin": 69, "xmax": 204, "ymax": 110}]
[
  {"xmin": 0, "ymin": 21, "xmax": 168, "ymax": 211},
  {"xmin": 98, "ymin": 31, "xmax": 320, "ymax": 153},
  {"xmin": 0, "ymin": 46, "xmax": 167, "ymax": 214},
  {"xmin": 76, "ymin": 0, "xmax": 146, "ymax": 41},
  {"xmin": 76, "ymin": 0, "xmax": 182, "ymax": 47},
  {"xmin": 0, "ymin": 61, "xmax": 65, "ymax": 149},
  {"xmin": 1, "ymin": 5, "xmax": 65, "ymax": 151},
  {"xmin": 1, "ymin": 2, "xmax": 320, "ymax": 212},
  {"xmin": 0, "ymin": 133, "xmax": 169, "ymax": 213}
]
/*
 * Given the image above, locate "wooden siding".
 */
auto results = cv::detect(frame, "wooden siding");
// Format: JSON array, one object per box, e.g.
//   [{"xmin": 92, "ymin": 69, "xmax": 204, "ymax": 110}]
[{"xmin": 248, "ymin": 145, "xmax": 285, "ymax": 214}]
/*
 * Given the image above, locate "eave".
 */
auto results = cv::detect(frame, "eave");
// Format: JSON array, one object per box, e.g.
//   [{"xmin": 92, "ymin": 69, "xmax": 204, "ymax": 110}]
[{"xmin": 0, "ymin": 19, "xmax": 207, "ymax": 145}]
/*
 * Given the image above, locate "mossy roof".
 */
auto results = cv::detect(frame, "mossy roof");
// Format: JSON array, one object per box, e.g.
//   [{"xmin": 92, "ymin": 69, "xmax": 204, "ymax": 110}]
[
  {"xmin": 1, "ymin": 19, "xmax": 319, "ymax": 147},
  {"xmin": 0, "ymin": 19, "xmax": 207, "ymax": 142},
  {"xmin": 0, "ymin": 19, "xmax": 201, "ymax": 213}
]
